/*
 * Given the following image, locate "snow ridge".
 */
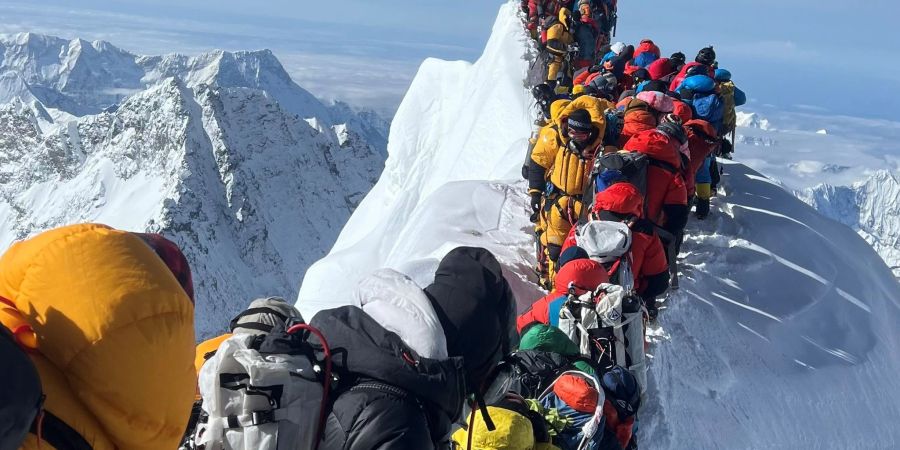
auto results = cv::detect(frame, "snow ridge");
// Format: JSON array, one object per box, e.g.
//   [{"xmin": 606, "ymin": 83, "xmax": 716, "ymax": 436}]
[{"xmin": 298, "ymin": 2, "xmax": 900, "ymax": 447}]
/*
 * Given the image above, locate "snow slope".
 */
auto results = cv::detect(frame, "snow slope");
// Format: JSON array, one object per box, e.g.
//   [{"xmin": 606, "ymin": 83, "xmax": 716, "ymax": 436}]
[
  {"xmin": 297, "ymin": 1, "xmax": 538, "ymax": 316},
  {"xmin": 644, "ymin": 161, "xmax": 900, "ymax": 448},
  {"xmin": 731, "ymin": 108, "xmax": 900, "ymax": 281},
  {"xmin": 0, "ymin": 36, "xmax": 389, "ymax": 339},
  {"xmin": 299, "ymin": 2, "xmax": 900, "ymax": 447}
]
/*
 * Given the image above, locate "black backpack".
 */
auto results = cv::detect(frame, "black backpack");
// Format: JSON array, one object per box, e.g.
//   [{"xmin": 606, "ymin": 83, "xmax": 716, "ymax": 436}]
[{"xmin": 484, "ymin": 350, "xmax": 599, "ymax": 402}]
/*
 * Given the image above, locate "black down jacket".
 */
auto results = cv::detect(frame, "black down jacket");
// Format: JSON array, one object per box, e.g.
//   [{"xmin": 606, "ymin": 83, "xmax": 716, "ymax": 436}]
[{"xmin": 312, "ymin": 306, "xmax": 466, "ymax": 450}]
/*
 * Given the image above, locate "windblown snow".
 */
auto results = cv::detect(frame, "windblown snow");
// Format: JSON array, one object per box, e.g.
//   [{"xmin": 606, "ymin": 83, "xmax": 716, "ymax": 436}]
[
  {"xmin": 0, "ymin": 33, "xmax": 389, "ymax": 339},
  {"xmin": 299, "ymin": 2, "xmax": 900, "ymax": 447}
]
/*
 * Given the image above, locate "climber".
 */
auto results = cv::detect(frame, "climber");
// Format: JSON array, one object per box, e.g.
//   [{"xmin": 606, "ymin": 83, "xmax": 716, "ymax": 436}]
[
  {"xmin": 526, "ymin": 0, "xmax": 549, "ymax": 34},
  {"xmin": 453, "ymin": 394, "xmax": 559, "ymax": 450},
  {"xmin": 572, "ymin": 1, "xmax": 599, "ymax": 67},
  {"xmin": 684, "ymin": 119, "xmax": 720, "ymax": 219},
  {"xmin": 632, "ymin": 39, "xmax": 661, "ymax": 68},
  {"xmin": 714, "ymin": 68, "xmax": 747, "ymax": 158},
  {"xmin": 622, "ymin": 125, "xmax": 689, "ymax": 232},
  {"xmin": 678, "ymin": 73, "xmax": 724, "ymax": 133},
  {"xmin": 630, "ymin": 68, "xmax": 652, "ymax": 90},
  {"xmin": 486, "ymin": 323, "xmax": 599, "ymax": 414},
  {"xmin": 646, "ymin": 52, "xmax": 686, "ymax": 83},
  {"xmin": 517, "ymin": 255, "xmax": 609, "ymax": 331},
  {"xmin": 565, "ymin": 183, "xmax": 670, "ymax": 315},
  {"xmin": 669, "ymin": 46, "xmax": 717, "ymax": 93},
  {"xmin": 678, "ymin": 72, "xmax": 725, "ymax": 209},
  {"xmin": 533, "ymin": 106, "xmax": 606, "ymax": 280},
  {"xmin": 544, "ymin": 8, "xmax": 576, "ymax": 88},
  {"xmin": 600, "ymin": 366, "xmax": 643, "ymax": 450},
  {"xmin": 306, "ymin": 247, "xmax": 517, "ymax": 449},
  {"xmin": 529, "ymin": 98, "xmax": 573, "ymax": 282},
  {"xmin": 618, "ymin": 90, "xmax": 674, "ymax": 146},
  {"xmin": 528, "ymin": 98, "xmax": 573, "ymax": 179},
  {"xmin": 0, "ymin": 224, "xmax": 196, "ymax": 450}
]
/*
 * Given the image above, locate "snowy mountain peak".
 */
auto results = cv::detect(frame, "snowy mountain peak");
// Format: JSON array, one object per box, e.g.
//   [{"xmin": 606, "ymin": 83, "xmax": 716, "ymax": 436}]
[
  {"xmin": 736, "ymin": 111, "xmax": 773, "ymax": 130},
  {"xmin": 0, "ymin": 33, "xmax": 389, "ymax": 338},
  {"xmin": 0, "ymin": 32, "xmax": 389, "ymax": 150},
  {"xmin": 800, "ymin": 170, "xmax": 900, "ymax": 278}
]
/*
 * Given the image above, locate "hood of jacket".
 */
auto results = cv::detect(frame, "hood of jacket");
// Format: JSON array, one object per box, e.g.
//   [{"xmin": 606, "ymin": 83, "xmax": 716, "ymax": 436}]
[
  {"xmin": 623, "ymin": 129, "xmax": 682, "ymax": 167},
  {"xmin": 636, "ymin": 39, "xmax": 660, "ymax": 57},
  {"xmin": 452, "ymin": 406, "xmax": 536, "ymax": 450},
  {"xmin": 355, "ymin": 268, "xmax": 448, "ymax": 359},
  {"xmin": 424, "ymin": 247, "xmax": 518, "ymax": 392},
  {"xmin": 647, "ymin": 58, "xmax": 674, "ymax": 81},
  {"xmin": 555, "ymin": 96, "xmax": 608, "ymax": 152},
  {"xmin": 685, "ymin": 119, "xmax": 717, "ymax": 139},
  {"xmin": 554, "ymin": 258, "xmax": 608, "ymax": 295},
  {"xmin": 310, "ymin": 305, "xmax": 466, "ymax": 421},
  {"xmin": 592, "ymin": 182, "xmax": 644, "ymax": 218}
]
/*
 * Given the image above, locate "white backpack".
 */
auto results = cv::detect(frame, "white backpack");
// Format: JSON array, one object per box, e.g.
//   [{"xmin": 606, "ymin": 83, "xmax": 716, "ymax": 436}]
[
  {"xmin": 192, "ymin": 299, "xmax": 333, "ymax": 450},
  {"xmin": 575, "ymin": 220, "xmax": 635, "ymax": 292},
  {"xmin": 557, "ymin": 284, "xmax": 647, "ymax": 396}
]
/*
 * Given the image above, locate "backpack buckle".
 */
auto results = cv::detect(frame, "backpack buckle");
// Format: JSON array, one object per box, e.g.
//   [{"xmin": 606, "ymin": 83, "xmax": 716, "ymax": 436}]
[{"xmin": 251, "ymin": 410, "xmax": 276, "ymax": 426}]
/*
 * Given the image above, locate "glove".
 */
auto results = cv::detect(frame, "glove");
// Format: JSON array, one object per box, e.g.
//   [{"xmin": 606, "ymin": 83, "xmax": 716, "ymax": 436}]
[{"xmin": 530, "ymin": 192, "xmax": 543, "ymax": 214}]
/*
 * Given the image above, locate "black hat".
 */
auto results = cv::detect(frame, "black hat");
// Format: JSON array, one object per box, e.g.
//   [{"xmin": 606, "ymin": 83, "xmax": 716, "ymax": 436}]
[
  {"xmin": 696, "ymin": 46, "xmax": 716, "ymax": 66},
  {"xmin": 686, "ymin": 65, "xmax": 708, "ymax": 77},
  {"xmin": 670, "ymin": 52, "xmax": 686, "ymax": 64},
  {"xmin": 567, "ymin": 109, "xmax": 593, "ymax": 132},
  {"xmin": 631, "ymin": 68, "xmax": 651, "ymax": 81},
  {"xmin": 642, "ymin": 80, "xmax": 668, "ymax": 93},
  {"xmin": 558, "ymin": 246, "xmax": 589, "ymax": 269},
  {"xmin": 531, "ymin": 83, "xmax": 554, "ymax": 103},
  {"xmin": 657, "ymin": 114, "xmax": 687, "ymax": 146}
]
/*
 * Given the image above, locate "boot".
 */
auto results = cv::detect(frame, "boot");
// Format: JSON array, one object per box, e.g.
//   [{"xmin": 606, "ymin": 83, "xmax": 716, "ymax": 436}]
[{"xmin": 695, "ymin": 197, "xmax": 710, "ymax": 220}]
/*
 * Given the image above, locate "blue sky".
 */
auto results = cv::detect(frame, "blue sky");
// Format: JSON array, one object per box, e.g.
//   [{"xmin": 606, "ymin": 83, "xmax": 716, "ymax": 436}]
[{"xmin": 1, "ymin": 0, "xmax": 898, "ymax": 120}]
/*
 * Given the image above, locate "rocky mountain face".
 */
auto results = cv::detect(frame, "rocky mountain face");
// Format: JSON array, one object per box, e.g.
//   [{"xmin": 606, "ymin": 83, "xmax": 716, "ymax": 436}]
[
  {"xmin": 0, "ymin": 32, "xmax": 388, "ymax": 338},
  {"xmin": 799, "ymin": 170, "xmax": 900, "ymax": 279}
]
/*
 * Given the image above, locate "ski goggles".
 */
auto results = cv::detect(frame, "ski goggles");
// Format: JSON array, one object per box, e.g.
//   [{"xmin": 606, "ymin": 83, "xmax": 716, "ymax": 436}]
[{"xmin": 567, "ymin": 128, "xmax": 592, "ymax": 142}]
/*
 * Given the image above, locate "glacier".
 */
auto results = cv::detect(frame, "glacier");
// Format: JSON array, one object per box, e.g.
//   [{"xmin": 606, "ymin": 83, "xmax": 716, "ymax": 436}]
[
  {"xmin": 0, "ymin": 34, "xmax": 389, "ymax": 339},
  {"xmin": 298, "ymin": 2, "xmax": 900, "ymax": 447}
]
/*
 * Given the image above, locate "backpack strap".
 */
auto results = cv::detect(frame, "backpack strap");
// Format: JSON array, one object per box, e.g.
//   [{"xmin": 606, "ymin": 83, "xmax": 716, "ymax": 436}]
[
  {"xmin": 647, "ymin": 158, "xmax": 677, "ymax": 174},
  {"xmin": 209, "ymin": 408, "xmax": 295, "ymax": 429},
  {"xmin": 629, "ymin": 218, "xmax": 655, "ymax": 236},
  {"xmin": 30, "ymin": 409, "xmax": 93, "ymax": 450}
]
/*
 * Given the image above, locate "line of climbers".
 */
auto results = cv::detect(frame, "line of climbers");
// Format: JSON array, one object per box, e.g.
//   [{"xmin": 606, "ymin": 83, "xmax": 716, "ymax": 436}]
[{"xmin": 510, "ymin": 2, "xmax": 748, "ymax": 449}]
